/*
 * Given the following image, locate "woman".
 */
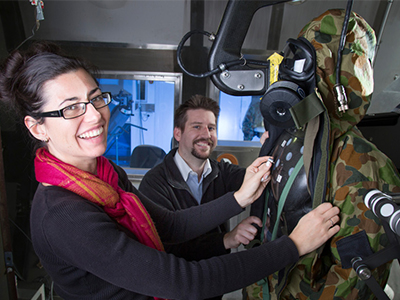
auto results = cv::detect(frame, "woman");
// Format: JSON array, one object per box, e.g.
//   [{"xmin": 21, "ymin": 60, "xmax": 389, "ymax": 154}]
[{"xmin": 0, "ymin": 42, "xmax": 340, "ymax": 300}]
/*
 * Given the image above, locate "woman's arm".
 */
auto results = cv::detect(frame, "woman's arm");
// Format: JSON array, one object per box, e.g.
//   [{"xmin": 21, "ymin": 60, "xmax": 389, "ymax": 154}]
[{"xmin": 41, "ymin": 196, "xmax": 299, "ymax": 300}]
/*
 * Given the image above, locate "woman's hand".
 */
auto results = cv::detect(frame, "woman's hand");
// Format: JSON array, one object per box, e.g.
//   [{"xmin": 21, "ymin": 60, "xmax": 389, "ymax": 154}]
[
  {"xmin": 234, "ymin": 156, "xmax": 273, "ymax": 208},
  {"xmin": 288, "ymin": 202, "xmax": 340, "ymax": 256}
]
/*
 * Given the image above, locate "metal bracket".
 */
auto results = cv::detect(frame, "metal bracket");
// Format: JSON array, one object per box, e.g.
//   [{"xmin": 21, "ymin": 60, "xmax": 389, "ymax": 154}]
[
  {"xmin": 4, "ymin": 252, "xmax": 14, "ymax": 274},
  {"xmin": 219, "ymin": 70, "xmax": 265, "ymax": 92}
]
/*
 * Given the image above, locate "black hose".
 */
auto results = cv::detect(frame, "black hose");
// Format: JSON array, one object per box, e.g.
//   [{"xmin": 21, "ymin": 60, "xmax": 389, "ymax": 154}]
[
  {"xmin": 177, "ymin": 29, "xmax": 258, "ymax": 78},
  {"xmin": 336, "ymin": 0, "xmax": 354, "ymax": 84}
]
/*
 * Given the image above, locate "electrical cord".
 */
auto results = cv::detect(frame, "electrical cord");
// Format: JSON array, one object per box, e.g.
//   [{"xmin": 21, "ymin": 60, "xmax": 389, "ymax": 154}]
[
  {"xmin": 15, "ymin": 2, "xmax": 44, "ymax": 51},
  {"xmin": 333, "ymin": 0, "xmax": 354, "ymax": 113},
  {"xmin": 9, "ymin": 218, "xmax": 33, "ymax": 243},
  {"xmin": 177, "ymin": 29, "xmax": 268, "ymax": 78},
  {"xmin": 177, "ymin": 29, "xmax": 270, "ymax": 78},
  {"xmin": 15, "ymin": 22, "xmax": 38, "ymax": 50},
  {"xmin": 336, "ymin": 0, "xmax": 354, "ymax": 84}
]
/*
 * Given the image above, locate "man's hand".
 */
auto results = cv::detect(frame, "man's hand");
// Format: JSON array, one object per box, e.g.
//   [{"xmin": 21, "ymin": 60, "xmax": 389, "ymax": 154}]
[
  {"xmin": 223, "ymin": 216, "xmax": 263, "ymax": 249},
  {"xmin": 234, "ymin": 156, "xmax": 273, "ymax": 208}
]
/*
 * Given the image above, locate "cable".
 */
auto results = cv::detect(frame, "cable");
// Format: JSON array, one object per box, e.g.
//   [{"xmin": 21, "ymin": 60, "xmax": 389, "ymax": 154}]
[
  {"xmin": 16, "ymin": 1, "xmax": 45, "ymax": 51},
  {"xmin": 333, "ymin": 0, "xmax": 354, "ymax": 113},
  {"xmin": 177, "ymin": 29, "xmax": 270, "ymax": 78},
  {"xmin": 177, "ymin": 30, "xmax": 243, "ymax": 78},
  {"xmin": 15, "ymin": 22, "xmax": 38, "ymax": 50},
  {"xmin": 9, "ymin": 218, "xmax": 33, "ymax": 243},
  {"xmin": 336, "ymin": 0, "xmax": 354, "ymax": 84}
]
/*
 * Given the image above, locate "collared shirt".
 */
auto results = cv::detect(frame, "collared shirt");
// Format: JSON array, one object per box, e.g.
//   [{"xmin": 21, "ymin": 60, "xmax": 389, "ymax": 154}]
[{"xmin": 174, "ymin": 151, "xmax": 212, "ymax": 204}]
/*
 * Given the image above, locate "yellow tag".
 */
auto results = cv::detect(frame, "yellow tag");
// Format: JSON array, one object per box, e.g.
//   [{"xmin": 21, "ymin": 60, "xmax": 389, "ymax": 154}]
[{"xmin": 268, "ymin": 52, "xmax": 284, "ymax": 86}]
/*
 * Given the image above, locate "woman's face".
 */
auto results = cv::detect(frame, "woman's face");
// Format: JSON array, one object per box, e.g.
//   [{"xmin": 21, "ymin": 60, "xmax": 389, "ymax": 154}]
[{"xmin": 38, "ymin": 68, "xmax": 110, "ymax": 172}]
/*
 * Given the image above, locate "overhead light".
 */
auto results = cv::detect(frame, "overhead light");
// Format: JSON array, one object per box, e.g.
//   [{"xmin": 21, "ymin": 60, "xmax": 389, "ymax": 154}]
[{"xmin": 288, "ymin": 0, "xmax": 307, "ymax": 5}]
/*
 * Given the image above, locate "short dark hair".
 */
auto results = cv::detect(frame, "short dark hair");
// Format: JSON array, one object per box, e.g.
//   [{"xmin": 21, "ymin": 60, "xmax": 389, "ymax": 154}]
[
  {"xmin": 0, "ymin": 41, "xmax": 98, "ymax": 123},
  {"xmin": 174, "ymin": 95, "xmax": 220, "ymax": 132}
]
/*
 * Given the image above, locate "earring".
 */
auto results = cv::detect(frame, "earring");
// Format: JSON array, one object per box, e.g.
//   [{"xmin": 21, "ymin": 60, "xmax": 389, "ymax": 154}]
[{"xmin": 42, "ymin": 137, "xmax": 49, "ymax": 143}]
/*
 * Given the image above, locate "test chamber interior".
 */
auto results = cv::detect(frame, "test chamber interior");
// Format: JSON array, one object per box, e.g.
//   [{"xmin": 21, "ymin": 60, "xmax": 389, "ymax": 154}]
[{"xmin": 97, "ymin": 71, "xmax": 183, "ymax": 167}]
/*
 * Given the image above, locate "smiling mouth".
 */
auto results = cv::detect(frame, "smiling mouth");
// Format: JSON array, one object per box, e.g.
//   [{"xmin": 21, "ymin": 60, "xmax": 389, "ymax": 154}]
[
  {"xmin": 78, "ymin": 127, "xmax": 104, "ymax": 139},
  {"xmin": 194, "ymin": 139, "xmax": 213, "ymax": 148}
]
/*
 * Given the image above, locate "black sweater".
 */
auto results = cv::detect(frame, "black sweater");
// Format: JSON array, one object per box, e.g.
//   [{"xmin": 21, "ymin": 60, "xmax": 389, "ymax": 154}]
[
  {"xmin": 139, "ymin": 148, "xmax": 245, "ymax": 260},
  {"xmin": 30, "ymin": 161, "xmax": 299, "ymax": 300}
]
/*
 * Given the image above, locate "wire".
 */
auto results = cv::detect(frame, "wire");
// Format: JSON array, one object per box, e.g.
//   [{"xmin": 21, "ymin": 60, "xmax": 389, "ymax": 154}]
[
  {"xmin": 9, "ymin": 218, "xmax": 33, "ymax": 243},
  {"xmin": 177, "ymin": 30, "xmax": 244, "ymax": 78},
  {"xmin": 15, "ymin": 22, "xmax": 38, "ymax": 51},
  {"xmin": 177, "ymin": 29, "xmax": 270, "ymax": 78},
  {"xmin": 245, "ymin": 59, "xmax": 270, "ymax": 67},
  {"xmin": 336, "ymin": 0, "xmax": 354, "ymax": 84}
]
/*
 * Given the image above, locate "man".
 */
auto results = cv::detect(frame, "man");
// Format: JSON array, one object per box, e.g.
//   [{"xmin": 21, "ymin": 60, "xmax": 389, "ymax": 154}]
[{"xmin": 139, "ymin": 95, "xmax": 262, "ymax": 299}]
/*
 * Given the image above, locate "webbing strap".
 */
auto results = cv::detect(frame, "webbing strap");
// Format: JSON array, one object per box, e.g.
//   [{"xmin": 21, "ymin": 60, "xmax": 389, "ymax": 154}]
[
  {"xmin": 289, "ymin": 91, "xmax": 325, "ymax": 130},
  {"xmin": 291, "ymin": 89, "xmax": 330, "ymax": 208},
  {"xmin": 258, "ymin": 156, "xmax": 304, "ymax": 300},
  {"xmin": 260, "ymin": 190, "xmax": 270, "ymax": 245},
  {"xmin": 256, "ymin": 190, "xmax": 270, "ymax": 300},
  {"xmin": 271, "ymin": 156, "xmax": 304, "ymax": 241},
  {"xmin": 311, "ymin": 110, "xmax": 330, "ymax": 208},
  {"xmin": 303, "ymin": 116, "xmax": 319, "ymax": 195}
]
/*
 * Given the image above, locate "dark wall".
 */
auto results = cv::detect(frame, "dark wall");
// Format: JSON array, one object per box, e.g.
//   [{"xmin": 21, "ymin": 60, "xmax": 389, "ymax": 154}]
[
  {"xmin": 0, "ymin": 1, "xmax": 39, "ymax": 281},
  {"xmin": 0, "ymin": 1, "xmax": 26, "ymax": 53}
]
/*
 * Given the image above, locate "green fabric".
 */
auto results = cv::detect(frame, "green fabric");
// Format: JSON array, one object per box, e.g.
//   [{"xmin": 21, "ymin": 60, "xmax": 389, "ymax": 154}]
[
  {"xmin": 289, "ymin": 91, "xmax": 325, "ymax": 130},
  {"xmin": 271, "ymin": 157, "xmax": 305, "ymax": 241}
]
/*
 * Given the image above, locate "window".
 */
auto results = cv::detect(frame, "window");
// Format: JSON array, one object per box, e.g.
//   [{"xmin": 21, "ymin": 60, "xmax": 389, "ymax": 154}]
[
  {"xmin": 97, "ymin": 71, "xmax": 182, "ymax": 167},
  {"xmin": 208, "ymin": 82, "xmax": 265, "ymax": 143},
  {"xmin": 218, "ymin": 93, "xmax": 264, "ymax": 142},
  {"xmin": 206, "ymin": 83, "xmax": 264, "ymax": 168}
]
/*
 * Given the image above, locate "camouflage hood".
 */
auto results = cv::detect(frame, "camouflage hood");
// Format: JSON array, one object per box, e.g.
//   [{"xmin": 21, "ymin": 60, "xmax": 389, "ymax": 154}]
[{"xmin": 297, "ymin": 9, "xmax": 376, "ymax": 141}]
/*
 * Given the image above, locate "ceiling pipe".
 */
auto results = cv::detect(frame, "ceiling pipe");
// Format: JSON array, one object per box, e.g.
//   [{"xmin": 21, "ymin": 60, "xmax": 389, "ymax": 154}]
[{"xmin": 373, "ymin": 0, "xmax": 393, "ymax": 66}]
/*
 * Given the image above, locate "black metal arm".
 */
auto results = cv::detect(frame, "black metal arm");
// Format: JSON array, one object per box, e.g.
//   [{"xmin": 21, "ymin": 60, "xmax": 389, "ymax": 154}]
[{"xmin": 208, "ymin": 0, "xmax": 291, "ymax": 95}]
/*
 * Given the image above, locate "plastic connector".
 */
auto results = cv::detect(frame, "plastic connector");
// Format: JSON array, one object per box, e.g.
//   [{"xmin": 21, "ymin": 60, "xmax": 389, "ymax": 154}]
[{"xmin": 30, "ymin": 0, "xmax": 45, "ymax": 21}]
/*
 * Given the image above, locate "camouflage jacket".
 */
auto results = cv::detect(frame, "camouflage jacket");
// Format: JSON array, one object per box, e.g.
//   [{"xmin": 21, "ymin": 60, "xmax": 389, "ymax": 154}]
[{"xmin": 247, "ymin": 9, "xmax": 400, "ymax": 300}]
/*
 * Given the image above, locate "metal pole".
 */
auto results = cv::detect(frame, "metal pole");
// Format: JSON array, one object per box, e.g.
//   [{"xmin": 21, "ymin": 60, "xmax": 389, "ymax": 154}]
[{"xmin": 373, "ymin": 0, "xmax": 393, "ymax": 67}]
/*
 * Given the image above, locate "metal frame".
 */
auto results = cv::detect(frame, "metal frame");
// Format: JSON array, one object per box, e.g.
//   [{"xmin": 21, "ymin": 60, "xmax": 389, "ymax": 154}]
[
  {"xmin": 98, "ymin": 70, "xmax": 183, "ymax": 161},
  {"xmin": 98, "ymin": 71, "xmax": 183, "ymax": 113}
]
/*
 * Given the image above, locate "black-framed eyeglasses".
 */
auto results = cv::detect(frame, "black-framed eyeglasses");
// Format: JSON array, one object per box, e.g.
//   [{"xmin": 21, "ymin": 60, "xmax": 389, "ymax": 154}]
[{"xmin": 37, "ymin": 92, "xmax": 112, "ymax": 120}]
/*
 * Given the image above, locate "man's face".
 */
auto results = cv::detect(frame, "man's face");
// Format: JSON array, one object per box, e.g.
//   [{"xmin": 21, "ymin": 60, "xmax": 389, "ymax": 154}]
[{"xmin": 174, "ymin": 109, "xmax": 217, "ymax": 161}]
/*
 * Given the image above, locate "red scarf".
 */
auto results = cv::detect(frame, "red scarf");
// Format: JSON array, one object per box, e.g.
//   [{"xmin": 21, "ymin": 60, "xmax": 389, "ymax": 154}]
[{"xmin": 35, "ymin": 148, "xmax": 166, "ymax": 299}]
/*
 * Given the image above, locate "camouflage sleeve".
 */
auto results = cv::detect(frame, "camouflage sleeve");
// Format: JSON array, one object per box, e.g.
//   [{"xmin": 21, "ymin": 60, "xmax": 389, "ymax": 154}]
[
  {"xmin": 319, "ymin": 133, "xmax": 400, "ymax": 299},
  {"xmin": 246, "ymin": 133, "xmax": 400, "ymax": 300}
]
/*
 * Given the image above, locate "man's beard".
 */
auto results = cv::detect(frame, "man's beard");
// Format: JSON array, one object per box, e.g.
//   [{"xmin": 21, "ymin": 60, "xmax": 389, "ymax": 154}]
[{"xmin": 191, "ymin": 138, "xmax": 214, "ymax": 160}]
